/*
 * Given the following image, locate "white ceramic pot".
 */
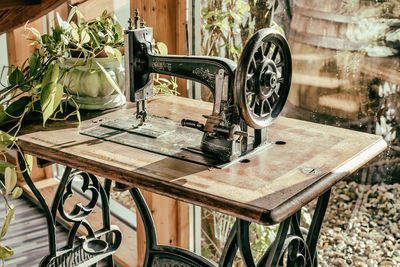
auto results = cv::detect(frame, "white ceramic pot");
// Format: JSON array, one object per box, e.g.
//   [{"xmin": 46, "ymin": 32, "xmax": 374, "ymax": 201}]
[{"xmin": 62, "ymin": 57, "xmax": 126, "ymax": 110}]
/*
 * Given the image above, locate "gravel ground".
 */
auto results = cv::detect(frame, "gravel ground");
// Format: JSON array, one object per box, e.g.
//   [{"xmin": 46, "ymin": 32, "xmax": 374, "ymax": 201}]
[{"xmin": 317, "ymin": 181, "xmax": 400, "ymax": 267}]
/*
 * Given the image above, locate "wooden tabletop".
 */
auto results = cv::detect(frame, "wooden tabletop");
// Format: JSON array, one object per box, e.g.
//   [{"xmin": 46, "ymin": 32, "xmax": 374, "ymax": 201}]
[{"xmin": 17, "ymin": 96, "xmax": 387, "ymax": 225}]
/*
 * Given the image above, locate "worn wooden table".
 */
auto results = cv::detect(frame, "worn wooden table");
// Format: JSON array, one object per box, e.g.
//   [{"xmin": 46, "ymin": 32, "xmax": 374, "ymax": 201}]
[{"xmin": 17, "ymin": 96, "xmax": 387, "ymax": 266}]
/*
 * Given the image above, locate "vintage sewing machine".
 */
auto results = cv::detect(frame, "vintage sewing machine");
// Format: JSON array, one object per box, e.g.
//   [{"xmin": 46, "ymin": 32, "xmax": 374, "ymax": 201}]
[{"xmin": 82, "ymin": 9, "xmax": 292, "ymax": 168}]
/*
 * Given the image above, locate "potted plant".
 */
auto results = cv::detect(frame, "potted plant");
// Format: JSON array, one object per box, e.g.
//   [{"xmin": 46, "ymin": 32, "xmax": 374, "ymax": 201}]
[
  {"xmin": 0, "ymin": 6, "xmax": 126, "ymax": 151},
  {"xmin": 0, "ymin": 7, "xmax": 125, "ymax": 262}
]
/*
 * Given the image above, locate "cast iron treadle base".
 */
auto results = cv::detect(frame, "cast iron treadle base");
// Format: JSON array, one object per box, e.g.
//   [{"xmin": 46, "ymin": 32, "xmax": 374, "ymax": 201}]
[
  {"xmin": 17, "ymin": 153, "xmax": 121, "ymax": 267},
  {"xmin": 81, "ymin": 115, "xmax": 258, "ymax": 169},
  {"xmin": 130, "ymin": 186, "xmax": 331, "ymax": 267}
]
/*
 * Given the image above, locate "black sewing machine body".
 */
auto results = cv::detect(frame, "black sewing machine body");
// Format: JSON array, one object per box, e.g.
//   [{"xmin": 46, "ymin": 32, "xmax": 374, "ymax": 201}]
[{"xmin": 82, "ymin": 10, "xmax": 292, "ymax": 168}]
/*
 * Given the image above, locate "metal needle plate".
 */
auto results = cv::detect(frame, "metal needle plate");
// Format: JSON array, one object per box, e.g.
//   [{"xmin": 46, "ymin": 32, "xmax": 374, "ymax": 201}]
[{"xmin": 80, "ymin": 115, "xmax": 227, "ymax": 168}]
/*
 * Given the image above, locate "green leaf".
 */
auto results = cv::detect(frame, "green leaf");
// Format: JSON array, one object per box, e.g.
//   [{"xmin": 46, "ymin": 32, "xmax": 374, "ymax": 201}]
[
  {"xmin": 8, "ymin": 68, "xmax": 24, "ymax": 86},
  {"xmin": 67, "ymin": 6, "xmax": 77, "ymax": 23},
  {"xmin": 75, "ymin": 9, "xmax": 85, "ymax": 23},
  {"xmin": 11, "ymin": 187, "xmax": 23, "ymax": 200},
  {"xmin": 52, "ymin": 26, "xmax": 63, "ymax": 42},
  {"xmin": 24, "ymin": 22, "xmax": 40, "ymax": 39},
  {"xmin": 0, "ymin": 131, "xmax": 15, "ymax": 151},
  {"xmin": 0, "ymin": 161, "xmax": 15, "ymax": 173},
  {"xmin": 0, "ymin": 105, "xmax": 6, "ymax": 123},
  {"xmin": 96, "ymin": 62, "xmax": 122, "ymax": 95},
  {"xmin": 4, "ymin": 167, "xmax": 17, "ymax": 197},
  {"xmin": 231, "ymin": 12, "xmax": 242, "ymax": 22},
  {"xmin": 28, "ymin": 50, "xmax": 40, "ymax": 76},
  {"xmin": 104, "ymin": 45, "xmax": 115, "ymax": 60},
  {"xmin": 26, "ymin": 154, "xmax": 33, "ymax": 174},
  {"xmin": 1, "ymin": 204, "xmax": 15, "ymax": 238},
  {"xmin": 4, "ymin": 96, "xmax": 31, "ymax": 118},
  {"xmin": 71, "ymin": 28, "xmax": 80, "ymax": 42},
  {"xmin": 114, "ymin": 21, "xmax": 123, "ymax": 38},
  {"xmin": 156, "ymin": 42, "xmax": 168, "ymax": 55},
  {"xmin": 203, "ymin": 11, "xmax": 215, "ymax": 19},
  {"xmin": 41, "ymin": 63, "xmax": 59, "ymax": 90},
  {"xmin": 41, "ymin": 83, "xmax": 63, "ymax": 126},
  {"xmin": 0, "ymin": 246, "xmax": 13, "ymax": 260},
  {"xmin": 80, "ymin": 29, "xmax": 90, "ymax": 44},
  {"xmin": 113, "ymin": 48, "xmax": 122, "ymax": 64}
]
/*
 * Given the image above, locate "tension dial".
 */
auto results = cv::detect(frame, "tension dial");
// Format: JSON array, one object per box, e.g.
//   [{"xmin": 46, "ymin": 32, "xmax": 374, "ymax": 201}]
[{"xmin": 235, "ymin": 28, "xmax": 292, "ymax": 129}]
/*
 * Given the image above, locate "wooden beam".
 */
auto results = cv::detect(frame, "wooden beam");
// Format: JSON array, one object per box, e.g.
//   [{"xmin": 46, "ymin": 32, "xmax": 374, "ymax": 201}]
[
  {"xmin": 0, "ymin": 0, "xmax": 41, "ymax": 10},
  {"xmin": 0, "ymin": 0, "xmax": 66, "ymax": 34}
]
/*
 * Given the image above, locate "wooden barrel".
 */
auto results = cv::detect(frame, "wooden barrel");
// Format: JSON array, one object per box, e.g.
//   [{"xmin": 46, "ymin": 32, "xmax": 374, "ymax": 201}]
[
  {"xmin": 286, "ymin": 0, "xmax": 395, "ymax": 121},
  {"xmin": 289, "ymin": 0, "xmax": 366, "ymax": 51}
]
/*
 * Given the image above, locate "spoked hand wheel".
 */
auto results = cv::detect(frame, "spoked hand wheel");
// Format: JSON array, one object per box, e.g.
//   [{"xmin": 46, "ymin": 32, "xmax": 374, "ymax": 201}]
[{"xmin": 234, "ymin": 28, "xmax": 292, "ymax": 129}]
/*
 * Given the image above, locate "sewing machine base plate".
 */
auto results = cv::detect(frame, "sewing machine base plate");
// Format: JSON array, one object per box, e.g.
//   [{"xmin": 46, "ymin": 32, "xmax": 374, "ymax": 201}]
[{"xmin": 81, "ymin": 115, "xmax": 262, "ymax": 169}]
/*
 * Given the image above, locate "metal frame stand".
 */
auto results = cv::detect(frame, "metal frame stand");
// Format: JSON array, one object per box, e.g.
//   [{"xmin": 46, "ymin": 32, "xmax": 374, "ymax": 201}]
[
  {"xmin": 130, "ymin": 187, "xmax": 331, "ymax": 267},
  {"xmin": 18, "ymin": 151, "xmax": 330, "ymax": 267},
  {"xmin": 18, "ymin": 152, "xmax": 122, "ymax": 267}
]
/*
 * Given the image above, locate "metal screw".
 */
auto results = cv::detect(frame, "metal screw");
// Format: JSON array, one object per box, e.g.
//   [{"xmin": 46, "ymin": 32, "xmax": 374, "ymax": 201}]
[
  {"xmin": 140, "ymin": 19, "xmax": 146, "ymax": 28},
  {"xmin": 301, "ymin": 167, "xmax": 320, "ymax": 175},
  {"xmin": 128, "ymin": 18, "xmax": 133, "ymax": 30},
  {"xmin": 134, "ymin": 9, "xmax": 140, "ymax": 29}
]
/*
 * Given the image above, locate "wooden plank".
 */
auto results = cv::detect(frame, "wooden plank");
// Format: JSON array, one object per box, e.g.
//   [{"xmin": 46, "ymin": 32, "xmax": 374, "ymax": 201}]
[
  {"xmin": 15, "ymin": 95, "xmax": 387, "ymax": 225},
  {"xmin": 0, "ymin": 0, "xmax": 66, "ymax": 34},
  {"xmin": 0, "ymin": 0, "xmax": 41, "ymax": 10},
  {"xmin": 19, "ymin": 177, "xmax": 138, "ymax": 266}
]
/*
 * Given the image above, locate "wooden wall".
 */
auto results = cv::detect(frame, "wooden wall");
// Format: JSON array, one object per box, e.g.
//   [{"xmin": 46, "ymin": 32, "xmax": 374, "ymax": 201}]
[{"xmin": 130, "ymin": 0, "xmax": 188, "ymax": 97}]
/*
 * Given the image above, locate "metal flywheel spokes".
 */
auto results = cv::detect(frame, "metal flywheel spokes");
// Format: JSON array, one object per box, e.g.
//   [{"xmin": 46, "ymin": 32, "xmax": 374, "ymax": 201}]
[{"xmin": 235, "ymin": 28, "xmax": 292, "ymax": 129}]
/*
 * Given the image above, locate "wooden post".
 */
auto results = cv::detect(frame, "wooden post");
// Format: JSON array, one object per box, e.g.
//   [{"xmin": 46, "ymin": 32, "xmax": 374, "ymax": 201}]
[
  {"xmin": 6, "ymin": 19, "xmax": 42, "ymax": 67},
  {"xmin": 129, "ymin": 1, "xmax": 189, "ymax": 265},
  {"xmin": 130, "ymin": 0, "xmax": 188, "ymax": 97},
  {"xmin": 136, "ymin": 190, "xmax": 190, "ymax": 266}
]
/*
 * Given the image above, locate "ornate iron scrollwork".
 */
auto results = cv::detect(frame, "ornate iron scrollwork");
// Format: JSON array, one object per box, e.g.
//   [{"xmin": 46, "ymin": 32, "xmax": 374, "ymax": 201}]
[{"xmin": 17, "ymin": 152, "xmax": 122, "ymax": 267}]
